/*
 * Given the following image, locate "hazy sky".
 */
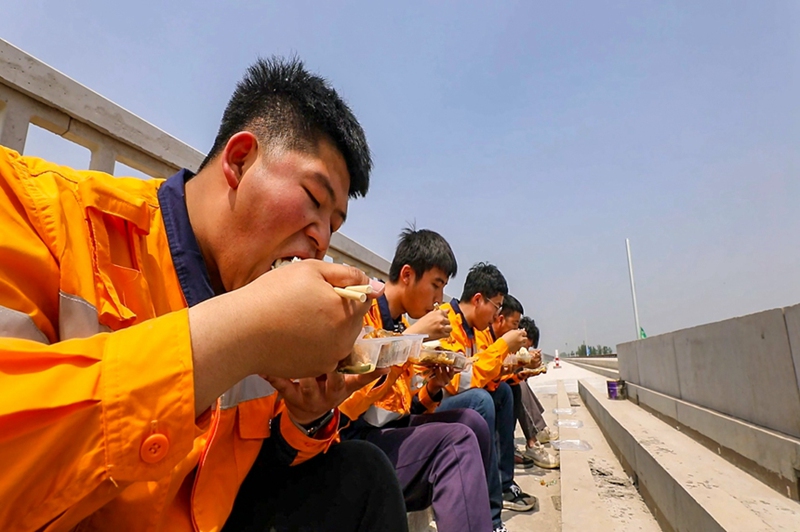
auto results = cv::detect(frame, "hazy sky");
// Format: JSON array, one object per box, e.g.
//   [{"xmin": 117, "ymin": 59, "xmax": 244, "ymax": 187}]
[{"xmin": 3, "ymin": 1, "xmax": 799, "ymax": 355}]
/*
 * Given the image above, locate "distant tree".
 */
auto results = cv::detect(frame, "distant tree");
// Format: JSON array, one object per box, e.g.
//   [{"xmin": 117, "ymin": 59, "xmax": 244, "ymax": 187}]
[{"xmin": 569, "ymin": 343, "xmax": 614, "ymax": 357}]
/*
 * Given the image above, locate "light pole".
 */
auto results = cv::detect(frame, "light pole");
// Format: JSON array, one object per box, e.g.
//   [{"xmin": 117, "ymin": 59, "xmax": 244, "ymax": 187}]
[{"xmin": 626, "ymin": 238, "xmax": 642, "ymax": 340}]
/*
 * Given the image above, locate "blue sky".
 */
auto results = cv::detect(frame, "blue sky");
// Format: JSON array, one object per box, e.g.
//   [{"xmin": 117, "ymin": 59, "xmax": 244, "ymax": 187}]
[{"xmin": 3, "ymin": 1, "xmax": 799, "ymax": 354}]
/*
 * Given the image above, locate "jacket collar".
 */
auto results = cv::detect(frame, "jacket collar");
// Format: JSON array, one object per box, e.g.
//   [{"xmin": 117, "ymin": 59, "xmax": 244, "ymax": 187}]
[
  {"xmin": 377, "ymin": 294, "xmax": 406, "ymax": 333},
  {"xmin": 449, "ymin": 298, "xmax": 475, "ymax": 346},
  {"xmin": 158, "ymin": 169, "xmax": 216, "ymax": 307}
]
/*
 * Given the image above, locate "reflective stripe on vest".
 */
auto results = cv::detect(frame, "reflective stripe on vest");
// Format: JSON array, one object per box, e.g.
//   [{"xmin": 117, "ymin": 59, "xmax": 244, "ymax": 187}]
[
  {"xmin": 363, "ymin": 405, "xmax": 403, "ymax": 427},
  {"xmin": 59, "ymin": 291, "xmax": 110, "ymax": 340},
  {"xmin": 457, "ymin": 366, "xmax": 474, "ymax": 393},
  {"xmin": 0, "ymin": 305, "xmax": 50, "ymax": 344},
  {"xmin": 219, "ymin": 375, "xmax": 276, "ymax": 410}
]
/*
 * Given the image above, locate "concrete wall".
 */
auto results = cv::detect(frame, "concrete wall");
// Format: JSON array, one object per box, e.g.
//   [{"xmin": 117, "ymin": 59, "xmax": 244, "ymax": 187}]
[{"xmin": 618, "ymin": 304, "xmax": 800, "ymax": 439}]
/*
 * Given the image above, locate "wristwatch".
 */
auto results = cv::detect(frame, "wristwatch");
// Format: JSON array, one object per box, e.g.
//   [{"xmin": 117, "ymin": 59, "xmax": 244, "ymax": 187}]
[{"xmin": 297, "ymin": 409, "xmax": 336, "ymax": 438}]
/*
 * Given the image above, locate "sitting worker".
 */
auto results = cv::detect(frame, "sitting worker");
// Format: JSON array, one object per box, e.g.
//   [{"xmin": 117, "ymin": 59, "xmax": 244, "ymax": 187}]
[
  {"xmin": 0, "ymin": 57, "xmax": 407, "ymax": 531},
  {"xmin": 512, "ymin": 317, "xmax": 560, "ymax": 468},
  {"xmin": 339, "ymin": 227, "xmax": 502, "ymax": 532},
  {"xmin": 488, "ymin": 305, "xmax": 560, "ymax": 470},
  {"xmin": 437, "ymin": 265, "xmax": 537, "ymax": 513}
]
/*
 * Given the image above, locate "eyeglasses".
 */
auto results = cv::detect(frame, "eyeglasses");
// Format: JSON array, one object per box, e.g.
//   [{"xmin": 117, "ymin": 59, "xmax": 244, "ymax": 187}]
[{"xmin": 483, "ymin": 295, "xmax": 502, "ymax": 315}]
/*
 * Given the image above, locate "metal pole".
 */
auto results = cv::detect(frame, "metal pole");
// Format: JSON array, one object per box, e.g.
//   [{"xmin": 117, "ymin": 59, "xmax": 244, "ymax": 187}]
[{"xmin": 626, "ymin": 238, "xmax": 642, "ymax": 340}]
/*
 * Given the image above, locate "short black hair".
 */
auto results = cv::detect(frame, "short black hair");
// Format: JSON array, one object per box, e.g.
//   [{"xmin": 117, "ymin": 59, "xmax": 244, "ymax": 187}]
[
  {"xmin": 460, "ymin": 262, "xmax": 508, "ymax": 303},
  {"xmin": 199, "ymin": 56, "xmax": 372, "ymax": 198},
  {"xmin": 519, "ymin": 316, "xmax": 540, "ymax": 348},
  {"xmin": 388, "ymin": 227, "xmax": 457, "ymax": 283},
  {"xmin": 500, "ymin": 294, "xmax": 524, "ymax": 317}
]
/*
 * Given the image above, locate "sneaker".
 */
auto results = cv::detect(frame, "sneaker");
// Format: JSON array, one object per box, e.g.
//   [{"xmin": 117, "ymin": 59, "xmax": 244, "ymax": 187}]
[
  {"xmin": 514, "ymin": 450, "xmax": 534, "ymax": 469},
  {"xmin": 492, "ymin": 524, "xmax": 509, "ymax": 532},
  {"xmin": 523, "ymin": 442, "xmax": 560, "ymax": 469},
  {"xmin": 536, "ymin": 426, "xmax": 559, "ymax": 444},
  {"xmin": 502, "ymin": 482, "xmax": 536, "ymax": 512}
]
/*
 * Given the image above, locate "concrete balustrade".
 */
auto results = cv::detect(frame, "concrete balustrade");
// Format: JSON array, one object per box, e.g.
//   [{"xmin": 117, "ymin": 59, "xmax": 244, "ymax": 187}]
[{"xmin": 0, "ymin": 37, "xmax": 390, "ymax": 280}]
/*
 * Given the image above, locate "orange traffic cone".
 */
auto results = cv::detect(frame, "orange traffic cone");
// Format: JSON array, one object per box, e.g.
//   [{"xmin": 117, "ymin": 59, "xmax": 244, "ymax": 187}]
[{"xmin": 554, "ymin": 349, "xmax": 561, "ymax": 369}]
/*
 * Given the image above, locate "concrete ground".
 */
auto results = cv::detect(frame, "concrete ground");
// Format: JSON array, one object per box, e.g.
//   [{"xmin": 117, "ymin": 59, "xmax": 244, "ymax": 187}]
[
  {"xmin": 409, "ymin": 360, "xmax": 660, "ymax": 531},
  {"xmin": 501, "ymin": 360, "xmax": 660, "ymax": 532}
]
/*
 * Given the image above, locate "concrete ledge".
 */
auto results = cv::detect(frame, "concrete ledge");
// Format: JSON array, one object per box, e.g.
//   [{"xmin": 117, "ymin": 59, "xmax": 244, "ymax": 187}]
[
  {"xmin": 564, "ymin": 357, "xmax": 618, "ymax": 370},
  {"xmin": 580, "ymin": 379, "xmax": 800, "ymax": 531},
  {"xmin": 558, "ymin": 381, "xmax": 615, "ymax": 531},
  {"xmin": 628, "ymin": 383, "xmax": 800, "ymax": 501},
  {"xmin": 566, "ymin": 360, "xmax": 620, "ymax": 380}
]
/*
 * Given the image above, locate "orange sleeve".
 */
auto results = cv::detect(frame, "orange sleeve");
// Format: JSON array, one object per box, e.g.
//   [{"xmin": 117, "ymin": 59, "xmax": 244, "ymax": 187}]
[
  {"xmin": 416, "ymin": 383, "xmax": 440, "ymax": 413},
  {"xmin": 339, "ymin": 365, "xmax": 404, "ymax": 420},
  {"xmin": 274, "ymin": 402, "xmax": 341, "ymax": 465},
  {"xmin": 469, "ymin": 337, "xmax": 509, "ymax": 390},
  {"xmin": 0, "ymin": 311, "xmax": 197, "ymax": 527},
  {"xmin": 0, "ymin": 151, "xmax": 198, "ymax": 528}
]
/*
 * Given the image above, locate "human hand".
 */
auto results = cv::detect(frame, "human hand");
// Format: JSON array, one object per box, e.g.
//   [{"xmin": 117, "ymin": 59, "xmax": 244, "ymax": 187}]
[
  {"xmin": 267, "ymin": 368, "xmax": 389, "ymax": 425},
  {"xmin": 529, "ymin": 348, "xmax": 542, "ymax": 368},
  {"xmin": 405, "ymin": 309, "xmax": 452, "ymax": 341},
  {"xmin": 517, "ymin": 365, "xmax": 547, "ymax": 380},
  {"xmin": 190, "ymin": 260, "xmax": 384, "ymax": 414},
  {"xmin": 425, "ymin": 364, "xmax": 457, "ymax": 395},
  {"xmin": 501, "ymin": 328, "xmax": 528, "ymax": 353}
]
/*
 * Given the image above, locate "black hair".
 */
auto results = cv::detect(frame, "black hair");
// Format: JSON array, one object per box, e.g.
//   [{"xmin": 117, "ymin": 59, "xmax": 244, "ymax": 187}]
[
  {"xmin": 388, "ymin": 227, "xmax": 457, "ymax": 283},
  {"xmin": 500, "ymin": 294, "xmax": 524, "ymax": 317},
  {"xmin": 199, "ymin": 56, "xmax": 372, "ymax": 198},
  {"xmin": 460, "ymin": 262, "xmax": 508, "ymax": 303},
  {"xmin": 519, "ymin": 316, "xmax": 540, "ymax": 348}
]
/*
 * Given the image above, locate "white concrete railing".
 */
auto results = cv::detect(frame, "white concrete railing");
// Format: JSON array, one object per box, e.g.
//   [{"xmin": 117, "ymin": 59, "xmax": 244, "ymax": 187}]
[{"xmin": 0, "ymin": 38, "xmax": 390, "ymax": 280}]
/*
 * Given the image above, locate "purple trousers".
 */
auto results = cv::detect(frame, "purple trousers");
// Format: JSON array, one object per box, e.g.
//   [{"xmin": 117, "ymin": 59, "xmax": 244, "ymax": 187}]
[{"xmin": 350, "ymin": 409, "xmax": 492, "ymax": 532}]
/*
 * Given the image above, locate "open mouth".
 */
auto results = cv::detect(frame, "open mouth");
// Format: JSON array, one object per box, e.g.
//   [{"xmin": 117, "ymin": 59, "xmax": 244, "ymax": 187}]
[{"xmin": 271, "ymin": 257, "xmax": 302, "ymax": 270}]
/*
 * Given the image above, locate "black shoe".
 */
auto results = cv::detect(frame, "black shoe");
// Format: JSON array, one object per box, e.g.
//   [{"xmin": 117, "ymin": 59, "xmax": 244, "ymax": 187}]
[{"xmin": 502, "ymin": 482, "xmax": 537, "ymax": 511}]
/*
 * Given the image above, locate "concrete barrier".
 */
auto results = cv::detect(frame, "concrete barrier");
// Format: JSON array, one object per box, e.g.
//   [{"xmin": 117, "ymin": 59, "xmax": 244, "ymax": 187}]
[
  {"xmin": 618, "ymin": 304, "xmax": 800, "ymax": 439},
  {"xmin": 617, "ymin": 304, "xmax": 800, "ymax": 501}
]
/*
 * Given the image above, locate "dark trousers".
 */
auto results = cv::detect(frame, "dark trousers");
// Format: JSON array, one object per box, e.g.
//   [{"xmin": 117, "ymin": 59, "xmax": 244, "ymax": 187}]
[
  {"xmin": 223, "ymin": 440, "xmax": 408, "ymax": 532},
  {"xmin": 510, "ymin": 382, "xmax": 547, "ymax": 441},
  {"xmin": 438, "ymin": 387, "xmax": 507, "ymax": 526},
  {"xmin": 345, "ymin": 409, "xmax": 492, "ymax": 532},
  {"xmin": 486, "ymin": 382, "xmax": 516, "ymax": 491}
]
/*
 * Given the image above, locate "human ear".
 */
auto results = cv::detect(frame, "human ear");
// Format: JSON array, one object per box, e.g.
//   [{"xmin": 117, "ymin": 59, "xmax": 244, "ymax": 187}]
[
  {"xmin": 221, "ymin": 131, "xmax": 258, "ymax": 190},
  {"xmin": 400, "ymin": 264, "xmax": 414, "ymax": 285}
]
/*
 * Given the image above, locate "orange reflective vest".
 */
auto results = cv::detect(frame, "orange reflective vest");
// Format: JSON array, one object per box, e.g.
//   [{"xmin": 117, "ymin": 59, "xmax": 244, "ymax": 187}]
[
  {"xmin": 0, "ymin": 147, "xmax": 336, "ymax": 531},
  {"xmin": 438, "ymin": 300, "xmax": 509, "ymax": 394}
]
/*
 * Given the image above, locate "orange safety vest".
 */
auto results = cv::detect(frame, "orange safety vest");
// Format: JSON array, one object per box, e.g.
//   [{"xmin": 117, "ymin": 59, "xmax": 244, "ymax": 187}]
[
  {"xmin": 438, "ymin": 300, "xmax": 509, "ymax": 395},
  {"xmin": 0, "ymin": 147, "xmax": 336, "ymax": 532}
]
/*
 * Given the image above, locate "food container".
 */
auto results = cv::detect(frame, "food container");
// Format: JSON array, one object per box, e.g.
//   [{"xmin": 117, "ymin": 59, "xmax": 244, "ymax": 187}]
[
  {"xmin": 337, "ymin": 336, "xmax": 382, "ymax": 374},
  {"xmin": 452, "ymin": 352, "xmax": 469, "ymax": 370},
  {"xmin": 410, "ymin": 348, "xmax": 460, "ymax": 367},
  {"xmin": 371, "ymin": 333, "xmax": 427, "ymax": 368}
]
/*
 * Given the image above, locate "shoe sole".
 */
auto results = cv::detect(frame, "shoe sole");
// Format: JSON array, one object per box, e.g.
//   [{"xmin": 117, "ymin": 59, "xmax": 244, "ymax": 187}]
[
  {"xmin": 502, "ymin": 500, "xmax": 536, "ymax": 512},
  {"xmin": 515, "ymin": 462, "xmax": 535, "ymax": 469},
  {"xmin": 532, "ymin": 460, "xmax": 560, "ymax": 469}
]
